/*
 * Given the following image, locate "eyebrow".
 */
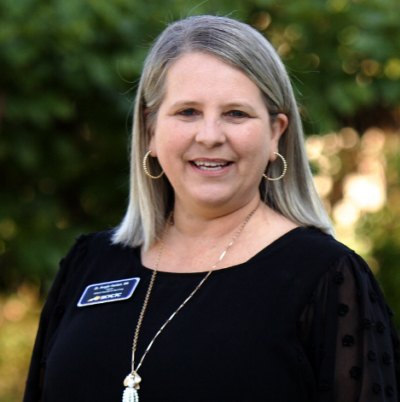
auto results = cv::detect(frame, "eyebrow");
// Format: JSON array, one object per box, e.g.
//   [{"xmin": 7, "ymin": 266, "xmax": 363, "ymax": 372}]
[{"xmin": 170, "ymin": 101, "xmax": 201, "ymax": 109}]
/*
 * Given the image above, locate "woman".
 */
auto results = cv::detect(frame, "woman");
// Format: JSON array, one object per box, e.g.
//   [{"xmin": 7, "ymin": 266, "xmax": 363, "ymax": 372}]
[{"xmin": 24, "ymin": 15, "xmax": 399, "ymax": 402}]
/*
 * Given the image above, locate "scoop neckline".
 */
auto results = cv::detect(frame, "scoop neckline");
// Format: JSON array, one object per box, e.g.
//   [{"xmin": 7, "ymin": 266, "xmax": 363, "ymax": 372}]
[{"xmin": 131, "ymin": 226, "xmax": 318, "ymax": 277}]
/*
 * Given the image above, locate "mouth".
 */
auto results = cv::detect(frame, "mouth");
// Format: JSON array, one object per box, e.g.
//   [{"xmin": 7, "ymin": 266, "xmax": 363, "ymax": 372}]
[{"xmin": 191, "ymin": 160, "xmax": 232, "ymax": 171}]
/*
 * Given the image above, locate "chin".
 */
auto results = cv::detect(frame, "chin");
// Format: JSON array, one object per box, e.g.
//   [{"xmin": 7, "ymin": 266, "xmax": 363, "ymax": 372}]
[
  {"xmin": 190, "ymin": 188, "xmax": 236, "ymax": 204},
  {"xmin": 190, "ymin": 191, "xmax": 251, "ymax": 211}
]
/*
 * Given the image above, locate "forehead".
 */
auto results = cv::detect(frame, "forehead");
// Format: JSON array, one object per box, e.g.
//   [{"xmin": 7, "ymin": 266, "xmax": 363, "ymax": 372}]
[{"xmin": 162, "ymin": 52, "xmax": 264, "ymax": 104}]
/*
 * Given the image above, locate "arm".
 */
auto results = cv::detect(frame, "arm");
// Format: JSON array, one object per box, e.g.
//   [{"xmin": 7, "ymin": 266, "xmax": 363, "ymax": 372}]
[
  {"xmin": 23, "ymin": 234, "xmax": 92, "ymax": 402},
  {"xmin": 299, "ymin": 252, "xmax": 400, "ymax": 401}
]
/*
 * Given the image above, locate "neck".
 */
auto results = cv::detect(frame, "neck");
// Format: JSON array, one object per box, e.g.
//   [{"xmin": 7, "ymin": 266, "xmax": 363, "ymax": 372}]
[
  {"xmin": 170, "ymin": 196, "xmax": 263, "ymax": 241},
  {"xmin": 141, "ymin": 196, "xmax": 297, "ymax": 273}
]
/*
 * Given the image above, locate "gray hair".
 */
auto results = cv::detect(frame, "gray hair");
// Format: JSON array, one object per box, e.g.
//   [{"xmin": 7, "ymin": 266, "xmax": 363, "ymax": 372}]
[{"xmin": 113, "ymin": 15, "xmax": 333, "ymax": 249}]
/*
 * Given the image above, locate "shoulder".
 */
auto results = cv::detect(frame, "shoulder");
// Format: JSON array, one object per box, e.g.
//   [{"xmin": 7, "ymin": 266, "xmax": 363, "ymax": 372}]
[
  {"xmin": 267, "ymin": 226, "xmax": 355, "ymax": 278},
  {"xmin": 263, "ymin": 227, "xmax": 376, "ymax": 311},
  {"xmin": 66, "ymin": 230, "xmax": 129, "ymax": 257},
  {"xmin": 60, "ymin": 230, "xmax": 139, "ymax": 276},
  {"xmin": 285, "ymin": 226, "xmax": 352, "ymax": 262},
  {"xmin": 288, "ymin": 228, "xmax": 379, "ymax": 293},
  {"xmin": 61, "ymin": 231, "xmax": 110, "ymax": 265}
]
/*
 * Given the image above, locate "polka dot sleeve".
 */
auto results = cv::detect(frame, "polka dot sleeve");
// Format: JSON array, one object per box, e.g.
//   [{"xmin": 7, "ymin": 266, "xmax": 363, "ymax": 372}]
[{"xmin": 298, "ymin": 252, "xmax": 400, "ymax": 402}]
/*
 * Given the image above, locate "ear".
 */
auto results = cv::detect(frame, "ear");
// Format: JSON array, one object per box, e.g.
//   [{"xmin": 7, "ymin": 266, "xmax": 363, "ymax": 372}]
[
  {"xmin": 149, "ymin": 135, "xmax": 157, "ymax": 157},
  {"xmin": 144, "ymin": 108, "xmax": 157, "ymax": 157},
  {"xmin": 269, "ymin": 113, "xmax": 288, "ymax": 160}
]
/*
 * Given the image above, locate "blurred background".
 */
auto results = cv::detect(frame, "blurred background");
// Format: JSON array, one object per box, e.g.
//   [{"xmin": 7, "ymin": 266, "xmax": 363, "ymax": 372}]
[{"xmin": 1, "ymin": 0, "xmax": 400, "ymax": 400}]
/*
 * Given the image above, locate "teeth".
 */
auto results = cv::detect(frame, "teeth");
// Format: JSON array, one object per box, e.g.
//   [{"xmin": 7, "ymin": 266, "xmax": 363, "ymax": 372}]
[
  {"xmin": 193, "ymin": 161, "xmax": 229, "ymax": 171},
  {"xmin": 194, "ymin": 161, "xmax": 228, "ymax": 167}
]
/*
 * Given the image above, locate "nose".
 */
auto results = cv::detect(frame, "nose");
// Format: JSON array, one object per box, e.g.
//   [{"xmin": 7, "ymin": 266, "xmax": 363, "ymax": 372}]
[{"xmin": 195, "ymin": 116, "xmax": 226, "ymax": 148}]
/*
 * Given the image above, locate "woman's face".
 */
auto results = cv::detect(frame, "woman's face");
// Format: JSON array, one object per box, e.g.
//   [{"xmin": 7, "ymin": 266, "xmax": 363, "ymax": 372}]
[{"xmin": 149, "ymin": 52, "xmax": 288, "ymax": 214}]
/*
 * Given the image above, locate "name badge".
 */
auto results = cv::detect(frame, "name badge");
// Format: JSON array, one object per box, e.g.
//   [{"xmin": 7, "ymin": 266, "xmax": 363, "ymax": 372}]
[{"xmin": 77, "ymin": 278, "xmax": 140, "ymax": 307}]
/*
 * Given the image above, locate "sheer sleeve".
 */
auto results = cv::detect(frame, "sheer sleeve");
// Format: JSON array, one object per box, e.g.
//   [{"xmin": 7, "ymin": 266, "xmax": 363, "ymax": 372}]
[
  {"xmin": 299, "ymin": 251, "xmax": 400, "ymax": 402},
  {"xmin": 23, "ymin": 234, "xmax": 93, "ymax": 402}
]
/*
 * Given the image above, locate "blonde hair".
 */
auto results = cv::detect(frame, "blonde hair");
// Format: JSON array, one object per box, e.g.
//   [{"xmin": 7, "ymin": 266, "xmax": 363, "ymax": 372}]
[{"xmin": 113, "ymin": 15, "xmax": 333, "ymax": 249}]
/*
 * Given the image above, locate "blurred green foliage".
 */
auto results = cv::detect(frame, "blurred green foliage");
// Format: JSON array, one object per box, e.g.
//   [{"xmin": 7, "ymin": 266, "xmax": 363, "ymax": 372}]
[
  {"xmin": 0, "ymin": 285, "xmax": 40, "ymax": 402},
  {"xmin": 1, "ymin": 0, "xmax": 400, "ymax": 322}
]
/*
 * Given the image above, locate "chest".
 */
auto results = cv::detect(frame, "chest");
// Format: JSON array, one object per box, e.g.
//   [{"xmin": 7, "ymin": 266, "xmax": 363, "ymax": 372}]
[{"xmin": 42, "ymin": 259, "xmax": 317, "ymax": 402}]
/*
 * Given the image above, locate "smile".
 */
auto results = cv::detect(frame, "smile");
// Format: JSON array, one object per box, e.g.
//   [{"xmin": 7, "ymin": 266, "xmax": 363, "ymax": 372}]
[{"xmin": 192, "ymin": 161, "xmax": 231, "ymax": 171}]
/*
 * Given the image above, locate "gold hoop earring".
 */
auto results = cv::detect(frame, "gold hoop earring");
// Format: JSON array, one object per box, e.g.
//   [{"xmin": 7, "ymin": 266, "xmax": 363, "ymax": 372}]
[
  {"xmin": 263, "ymin": 152, "xmax": 287, "ymax": 181},
  {"xmin": 143, "ymin": 151, "xmax": 164, "ymax": 179}
]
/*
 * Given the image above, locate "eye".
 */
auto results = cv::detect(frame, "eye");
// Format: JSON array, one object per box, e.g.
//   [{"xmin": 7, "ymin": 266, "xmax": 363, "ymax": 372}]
[
  {"xmin": 178, "ymin": 108, "xmax": 198, "ymax": 117},
  {"xmin": 224, "ymin": 110, "xmax": 249, "ymax": 124},
  {"xmin": 227, "ymin": 110, "xmax": 248, "ymax": 117}
]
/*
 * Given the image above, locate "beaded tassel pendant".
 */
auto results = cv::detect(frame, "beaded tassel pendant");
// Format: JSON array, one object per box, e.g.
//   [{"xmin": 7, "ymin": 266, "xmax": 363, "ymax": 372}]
[
  {"xmin": 122, "ymin": 387, "xmax": 139, "ymax": 402},
  {"xmin": 122, "ymin": 373, "xmax": 141, "ymax": 402}
]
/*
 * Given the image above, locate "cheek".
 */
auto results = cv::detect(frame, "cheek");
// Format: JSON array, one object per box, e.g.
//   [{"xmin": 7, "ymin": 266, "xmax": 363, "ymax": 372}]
[
  {"xmin": 153, "ymin": 131, "xmax": 189, "ymax": 169},
  {"xmin": 157, "ymin": 119, "xmax": 195, "ymax": 149},
  {"xmin": 150, "ymin": 119, "xmax": 172, "ymax": 155},
  {"xmin": 232, "ymin": 127, "xmax": 270, "ymax": 157}
]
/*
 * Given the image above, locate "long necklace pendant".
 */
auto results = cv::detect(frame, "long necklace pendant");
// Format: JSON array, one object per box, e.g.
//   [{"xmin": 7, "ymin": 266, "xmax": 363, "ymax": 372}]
[
  {"xmin": 122, "ymin": 373, "xmax": 141, "ymax": 402},
  {"xmin": 122, "ymin": 386, "xmax": 139, "ymax": 402}
]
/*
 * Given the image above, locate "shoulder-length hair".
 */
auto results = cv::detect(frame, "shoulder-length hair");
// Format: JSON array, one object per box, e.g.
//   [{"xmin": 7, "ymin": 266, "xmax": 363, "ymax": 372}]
[{"xmin": 113, "ymin": 15, "xmax": 333, "ymax": 249}]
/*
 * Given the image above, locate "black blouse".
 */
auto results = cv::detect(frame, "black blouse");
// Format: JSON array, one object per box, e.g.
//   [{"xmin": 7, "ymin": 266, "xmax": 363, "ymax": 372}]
[{"xmin": 23, "ymin": 227, "xmax": 400, "ymax": 402}]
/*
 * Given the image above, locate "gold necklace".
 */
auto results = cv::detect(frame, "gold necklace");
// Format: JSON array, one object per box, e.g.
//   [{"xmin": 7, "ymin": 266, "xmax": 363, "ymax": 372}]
[{"xmin": 122, "ymin": 205, "xmax": 259, "ymax": 402}]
